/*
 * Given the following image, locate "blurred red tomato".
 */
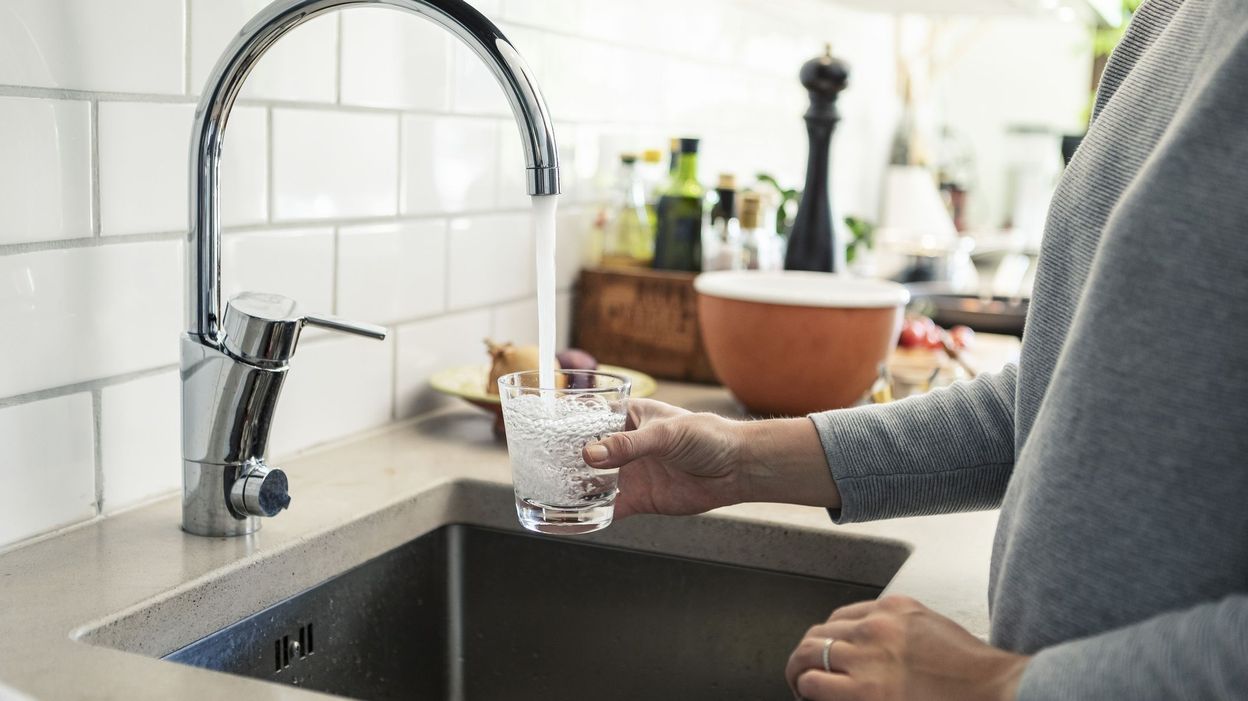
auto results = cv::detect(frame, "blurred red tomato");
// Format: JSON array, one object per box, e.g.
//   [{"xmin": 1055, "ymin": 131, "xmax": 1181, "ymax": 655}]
[
  {"xmin": 949, "ymin": 325, "xmax": 975, "ymax": 350},
  {"xmin": 898, "ymin": 316, "xmax": 944, "ymax": 350}
]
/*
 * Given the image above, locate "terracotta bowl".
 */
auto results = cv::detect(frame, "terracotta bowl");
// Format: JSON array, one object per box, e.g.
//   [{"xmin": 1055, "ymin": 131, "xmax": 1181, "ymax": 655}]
[{"xmin": 694, "ymin": 271, "xmax": 908, "ymax": 416}]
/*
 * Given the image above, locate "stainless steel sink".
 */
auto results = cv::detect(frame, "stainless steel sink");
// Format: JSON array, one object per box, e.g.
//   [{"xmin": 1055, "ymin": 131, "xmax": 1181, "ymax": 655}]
[
  {"xmin": 74, "ymin": 480, "xmax": 907, "ymax": 700},
  {"xmin": 159, "ymin": 524, "xmax": 883, "ymax": 700}
]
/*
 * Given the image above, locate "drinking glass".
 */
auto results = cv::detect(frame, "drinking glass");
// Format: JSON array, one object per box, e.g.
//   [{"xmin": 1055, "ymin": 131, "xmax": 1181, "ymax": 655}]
[{"xmin": 498, "ymin": 370, "xmax": 631, "ymax": 535}]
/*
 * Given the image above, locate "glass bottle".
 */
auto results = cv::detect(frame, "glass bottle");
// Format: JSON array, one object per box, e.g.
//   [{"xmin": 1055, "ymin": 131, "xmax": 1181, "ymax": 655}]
[
  {"xmin": 708, "ymin": 173, "xmax": 737, "ymax": 229},
  {"xmin": 703, "ymin": 174, "xmax": 742, "ymax": 271},
  {"xmin": 741, "ymin": 191, "xmax": 784, "ymax": 271},
  {"xmin": 653, "ymin": 138, "xmax": 704, "ymax": 272},
  {"xmin": 639, "ymin": 148, "xmax": 665, "ymax": 234},
  {"xmin": 602, "ymin": 154, "xmax": 654, "ymax": 267}
]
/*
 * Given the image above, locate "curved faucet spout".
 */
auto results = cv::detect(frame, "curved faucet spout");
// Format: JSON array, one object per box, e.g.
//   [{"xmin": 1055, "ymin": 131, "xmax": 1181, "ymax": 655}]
[{"xmin": 188, "ymin": 0, "xmax": 559, "ymax": 343}]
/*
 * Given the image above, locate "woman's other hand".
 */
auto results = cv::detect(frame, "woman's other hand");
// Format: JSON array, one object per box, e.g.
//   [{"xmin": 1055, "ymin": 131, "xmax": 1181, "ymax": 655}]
[{"xmin": 785, "ymin": 595, "xmax": 1029, "ymax": 701}]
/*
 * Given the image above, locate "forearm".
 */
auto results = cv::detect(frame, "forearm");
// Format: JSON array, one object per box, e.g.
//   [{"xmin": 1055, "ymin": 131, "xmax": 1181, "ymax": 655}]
[
  {"xmin": 721, "ymin": 367, "xmax": 1019, "ymax": 515},
  {"xmin": 734, "ymin": 417, "xmax": 842, "ymax": 510},
  {"xmin": 812, "ymin": 366, "xmax": 1018, "ymax": 523}
]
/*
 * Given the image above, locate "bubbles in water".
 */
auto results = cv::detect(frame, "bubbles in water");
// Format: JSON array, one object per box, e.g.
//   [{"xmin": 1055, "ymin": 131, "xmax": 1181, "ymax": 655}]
[{"xmin": 502, "ymin": 394, "xmax": 626, "ymax": 507}]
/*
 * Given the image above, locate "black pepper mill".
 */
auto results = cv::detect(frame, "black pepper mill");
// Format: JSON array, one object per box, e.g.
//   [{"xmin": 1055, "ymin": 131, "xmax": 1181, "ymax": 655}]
[{"xmin": 784, "ymin": 45, "xmax": 849, "ymax": 273}]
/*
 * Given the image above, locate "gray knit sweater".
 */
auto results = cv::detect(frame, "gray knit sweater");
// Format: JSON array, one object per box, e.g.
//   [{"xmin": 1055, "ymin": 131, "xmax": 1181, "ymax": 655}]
[{"xmin": 810, "ymin": 0, "xmax": 1248, "ymax": 697}]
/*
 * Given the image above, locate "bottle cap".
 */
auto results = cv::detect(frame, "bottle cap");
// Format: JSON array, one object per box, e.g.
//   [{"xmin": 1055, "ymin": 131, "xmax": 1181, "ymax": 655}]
[
  {"xmin": 739, "ymin": 191, "xmax": 763, "ymax": 229},
  {"xmin": 620, "ymin": 152, "xmax": 638, "ymax": 164},
  {"xmin": 679, "ymin": 137, "xmax": 700, "ymax": 154},
  {"xmin": 642, "ymin": 149, "xmax": 663, "ymax": 163},
  {"xmin": 670, "ymin": 137, "xmax": 681, "ymax": 152},
  {"xmin": 716, "ymin": 174, "xmax": 736, "ymax": 190}
]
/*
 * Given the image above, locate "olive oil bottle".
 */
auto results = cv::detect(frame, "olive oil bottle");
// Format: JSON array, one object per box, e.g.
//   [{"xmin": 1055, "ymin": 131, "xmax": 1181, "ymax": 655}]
[
  {"xmin": 601, "ymin": 154, "xmax": 654, "ymax": 267},
  {"xmin": 653, "ymin": 138, "xmax": 704, "ymax": 272}
]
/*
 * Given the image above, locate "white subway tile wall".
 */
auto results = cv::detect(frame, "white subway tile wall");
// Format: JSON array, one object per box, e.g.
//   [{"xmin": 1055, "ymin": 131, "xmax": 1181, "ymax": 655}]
[
  {"xmin": 400, "ymin": 115, "xmax": 498, "ymax": 214},
  {"xmin": 0, "ymin": 0, "xmax": 895, "ymax": 549},
  {"xmin": 190, "ymin": 0, "xmax": 339, "ymax": 103},
  {"xmin": 0, "ymin": 393, "xmax": 96, "ymax": 546},
  {"xmin": 340, "ymin": 9, "xmax": 451, "ymax": 111},
  {"xmin": 491, "ymin": 297, "xmax": 540, "ymax": 347},
  {"xmin": 445, "ymin": 213, "xmax": 533, "ymax": 309},
  {"xmin": 449, "ymin": 24, "xmax": 539, "ymax": 116},
  {"xmin": 395, "ymin": 308, "xmax": 492, "ymax": 418},
  {"xmin": 272, "ymin": 108, "xmax": 401, "ymax": 220},
  {"xmin": 0, "ymin": 241, "xmax": 183, "ymax": 398},
  {"xmin": 0, "ymin": 97, "xmax": 92, "ymax": 244},
  {"xmin": 218, "ymin": 107, "xmax": 272, "ymax": 227},
  {"xmin": 99, "ymin": 370, "xmax": 182, "ymax": 513},
  {"xmin": 221, "ymin": 227, "xmax": 337, "ymax": 312},
  {"xmin": 268, "ymin": 335, "xmax": 396, "ymax": 457},
  {"xmin": 336, "ymin": 220, "xmax": 448, "ymax": 323},
  {"xmin": 97, "ymin": 102, "xmax": 194, "ymax": 236},
  {"xmin": 0, "ymin": 0, "xmax": 185, "ymax": 94}
]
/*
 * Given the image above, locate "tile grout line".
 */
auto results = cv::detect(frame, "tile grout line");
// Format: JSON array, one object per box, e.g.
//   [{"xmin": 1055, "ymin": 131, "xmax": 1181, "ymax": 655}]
[
  {"xmin": 442, "ymin": 216, "xmax": 454, "ymax": 314},
  {"xmin": 395, "ymin": 113, "xmax": 405, "ymax": 214},
  {"xmin": 0, "ymin": 84, "xmax": 737, "ymax": 134},
  {"xmin": 485, "ymin": 17, "xmax": 764, "ymax": 78},
  {"xmin": 0, "ymin": 12, "xmax": 794, "ymax": 111},
  {"xmin": 91, "ymin": 389, "xmax": 105, "ymax": 516},
  {"xmin": 491, "ymin": 119, "xmax": 504, "ymax": 209},
  {"xmin": 0, "ymin": 365, "xmax": 178, "ymax": 411},
  {"xmin": 330, "ymin": 225, "xmax": 341, "ymax": 314},
  {"xmin": 183, "ymin": 0, "xmax": 193, "ymax": 97},
  {"xmin": 0, "ymin": 287, "xmax": 578, "ymax": 410},
  {"xmin": 390, "ymin": 322, "xmax": 400, "ymax": 421},
  {"xmin": 0, "ymin": 8, "xmax": 805, "ymax": 113},
  {"xmin": 266, "ymin": 107, "xmax": 276, "ymax": 223},
  {"xmin": 0, "ymin": 205, "xmax": 593, "ymax": 257},
  {"xmin": 0, "ymin": 85, "xmax": 198, "ymax": 103},
  {"xmin": 0, "ymin": 230, "xmax": 184, "ymax": 257},
  {"xmin": 334, "ymin": 13, "xmax": 345, "ymax": 105},
  {"xmin": 443, "ymin": 28, "xmax": 455, "ymax": 114},
  {"xmin": 89, "ymin": 100, "xmax": 102, "ymax": 237}
]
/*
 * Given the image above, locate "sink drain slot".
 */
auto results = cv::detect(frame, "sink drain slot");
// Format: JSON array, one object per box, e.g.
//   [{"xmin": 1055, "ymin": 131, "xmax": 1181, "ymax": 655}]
[{"xmin": 274, "ymin": 623, "xmax": 315, "ymax": 673}]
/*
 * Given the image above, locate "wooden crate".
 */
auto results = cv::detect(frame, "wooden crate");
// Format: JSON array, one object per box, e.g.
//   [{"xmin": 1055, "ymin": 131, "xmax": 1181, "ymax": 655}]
[{"xmin": 573, "ymin": 267, "xmax": 719, "ymax": 384}]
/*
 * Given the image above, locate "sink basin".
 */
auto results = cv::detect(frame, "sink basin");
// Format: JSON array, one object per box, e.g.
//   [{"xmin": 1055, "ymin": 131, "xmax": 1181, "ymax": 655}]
[
  {"xmin": 76, "ymin": 481, "xmax": 907, "ymax": 700},
  {"xmin": 162, "ymin": 524, "xmax": 880, "ymax": 700}
]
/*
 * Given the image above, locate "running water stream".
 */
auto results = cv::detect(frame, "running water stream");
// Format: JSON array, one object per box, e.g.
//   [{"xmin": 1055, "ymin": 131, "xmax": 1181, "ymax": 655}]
[{"xmin": 532, "ymin": 195, "xmax": 559, "ymax": 391}]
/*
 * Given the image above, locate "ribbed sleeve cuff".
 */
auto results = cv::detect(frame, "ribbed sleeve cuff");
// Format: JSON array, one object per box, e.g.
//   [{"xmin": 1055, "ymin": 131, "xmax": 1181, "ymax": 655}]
[
  {"xmin": 808, "ymin": 370, "xmax": 1018, "ymax": 524},
  {"xmin": 809, "ymin": 409, "xmax": 881, "ymax": 524}
]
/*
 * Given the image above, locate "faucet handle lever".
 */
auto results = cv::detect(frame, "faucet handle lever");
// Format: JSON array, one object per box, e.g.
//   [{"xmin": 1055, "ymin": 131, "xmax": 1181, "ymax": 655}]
[
  {"xmin": 304, "ymin": 313, "xmax": 387, "ymax": 340},
  {"xmin": 222, "ymin": 292, "xmax": 386, "ymax": 364}
]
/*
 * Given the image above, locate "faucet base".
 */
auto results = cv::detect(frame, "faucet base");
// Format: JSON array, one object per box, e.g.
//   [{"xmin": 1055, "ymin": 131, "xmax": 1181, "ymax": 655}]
[{"xmin": 182, "ymin": 460, "xmax": 262, "ymax": 537}]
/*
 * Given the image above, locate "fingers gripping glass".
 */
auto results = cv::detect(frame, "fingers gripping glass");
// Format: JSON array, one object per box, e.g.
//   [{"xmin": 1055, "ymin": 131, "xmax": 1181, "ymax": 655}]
[{"xmin": 498, "ymin": 370, "xmax": 631, "ymax": 535}]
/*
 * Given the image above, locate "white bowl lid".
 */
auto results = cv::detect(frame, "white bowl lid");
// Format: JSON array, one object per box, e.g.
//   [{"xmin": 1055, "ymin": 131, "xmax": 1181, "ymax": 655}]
[{"xmin": 693, "ymin": 271, "xmax": 910, "ymax": 309}]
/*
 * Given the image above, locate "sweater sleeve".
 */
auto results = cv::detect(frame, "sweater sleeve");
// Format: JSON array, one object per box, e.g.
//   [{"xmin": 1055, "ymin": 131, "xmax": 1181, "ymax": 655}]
[
  {"xmin": 1017, "ymin": 595, "xmax": 1248, "ymax": 700},
  {"xmin": 809, "ymin": 364, "xmax": 1016, "ymax": 523}
]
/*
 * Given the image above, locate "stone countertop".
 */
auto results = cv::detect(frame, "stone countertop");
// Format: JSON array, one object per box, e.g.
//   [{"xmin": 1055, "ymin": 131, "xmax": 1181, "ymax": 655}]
[{"xmin": 0, "ymin": 381, "xmax": 1001, "ymax": 700}]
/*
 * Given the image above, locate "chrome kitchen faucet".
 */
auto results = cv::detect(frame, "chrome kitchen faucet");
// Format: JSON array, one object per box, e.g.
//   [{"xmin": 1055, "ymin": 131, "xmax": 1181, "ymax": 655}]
[{"xmin": 183, "ymin": 0, "xmax": 559, "ymax": 537}]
